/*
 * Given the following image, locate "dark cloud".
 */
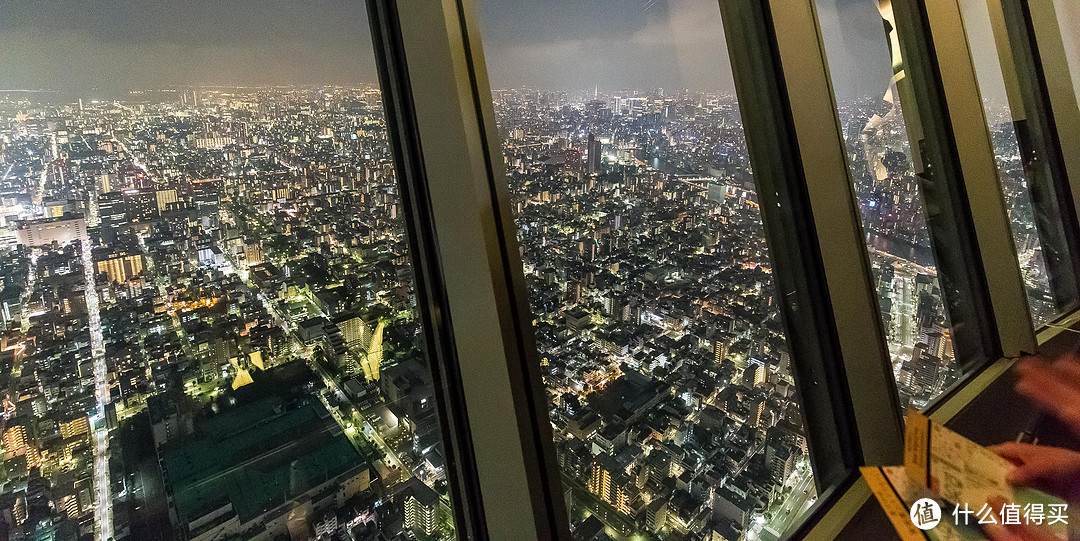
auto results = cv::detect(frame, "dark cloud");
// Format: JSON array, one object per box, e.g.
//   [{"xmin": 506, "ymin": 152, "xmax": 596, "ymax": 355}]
[
  {"xmin": 479, "ymin": 0, "xmax": 735, "ymax": 93},
  {"xmin": 0, "ymin": 0, "xmax": 376, "ymax": 94},
  {"xmin": 0, "ymin": 0, "xmax": 1072, "ymax": 102},
  {"xmin": 476, "ymin": 0, "xmax": 899, "ymax": 99}
]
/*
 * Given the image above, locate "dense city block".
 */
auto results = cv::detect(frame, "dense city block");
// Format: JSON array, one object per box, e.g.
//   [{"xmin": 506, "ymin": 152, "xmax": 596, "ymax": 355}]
[{"xmin": 0, "ymin": 82, "xmax": 1051, "ymax": 541}]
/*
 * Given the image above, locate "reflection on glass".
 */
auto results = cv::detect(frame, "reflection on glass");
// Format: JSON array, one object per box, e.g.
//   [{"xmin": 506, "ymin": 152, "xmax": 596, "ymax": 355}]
[
  {"xmin": 480, "ymin": 1, "xmax": 815, "ymax": 538},
  {"xmin": 815, "ymin": 0, "xmax": 960, "ymax": 409},
  {"xmin": 960, "ymin": 0, "xmax": 1055, "ymax": 325},
  {"xmin": 0, "ymin": 4, "xmax": 456, "ymax": 541}
]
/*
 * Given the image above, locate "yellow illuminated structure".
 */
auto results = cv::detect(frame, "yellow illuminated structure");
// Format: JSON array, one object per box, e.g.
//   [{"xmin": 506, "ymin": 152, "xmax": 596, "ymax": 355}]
[
  {"xmin": 359, "ymin": 320, "xmax": 386, "ymax": 382},
  {"xmin": 249, "ymin": 350, "xmax": 265, "ymax": 371},
  {"xmin": 164, "ymin": 296, "xmax": 220, "ymax": 316},
  {"xmin": 587, "ymin": 456, "xmax": 632, "ymax": 514},
  {"xmin": 229, "ymin": 355, "xmax": 256, "ymax": 390},
  {"xmin": 60, "ymin": 416, "xmax": 90, "ymax": 439},
  {"xmin": 4, "ymin": 424, "xmax": 30, "ymax": 458},
  {"xmin": 231, "ymin": 369, "xmax": 254, "ymax": 390},
  {"xmin": 3, "ymin": 423, "xmax": 41, "ymax": 469},
  {"xmin": 96, "ymin": 252, "xmax": 145, "ymax": 283}
]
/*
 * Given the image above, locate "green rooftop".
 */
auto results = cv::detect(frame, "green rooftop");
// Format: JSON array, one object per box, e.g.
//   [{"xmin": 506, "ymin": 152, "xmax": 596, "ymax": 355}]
[{"xmin": 163, "ymin": 397, "xmax": 369, "ymax": 525}]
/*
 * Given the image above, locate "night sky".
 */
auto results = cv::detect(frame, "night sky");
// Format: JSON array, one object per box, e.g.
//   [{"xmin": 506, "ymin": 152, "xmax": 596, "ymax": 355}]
[
  {"xmin": 0, "ymin": 0, "xmax": 1076, "ymax": 102},
  {"xmin": 478, "ymin": 0, "xmax": 890, "ymax": 100},
  {"xmin": 0, "ymin": 0, "xmax": 377, "ymax": 96}
]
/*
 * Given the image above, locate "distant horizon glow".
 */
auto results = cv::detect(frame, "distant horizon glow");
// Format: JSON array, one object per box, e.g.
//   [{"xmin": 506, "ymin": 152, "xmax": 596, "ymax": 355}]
[{"xmin": 0, "ymin": 0, "xmax": 1074, "ymax": 102}]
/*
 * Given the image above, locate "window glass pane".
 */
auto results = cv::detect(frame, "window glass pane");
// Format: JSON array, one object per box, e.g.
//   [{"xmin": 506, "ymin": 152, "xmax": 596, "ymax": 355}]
[
  {"xmin": 815, "ymin": 0, "xmax": 961, "ymax": 409},
  {"xmin": 478, "ymin": 1, "xmax": 817, "ymax": 538},
  {"xmin": 958, "ymin": 0, "xmax": 1057, "ymax": 326},
  {"xmin": 0, "ymin": 4, "xmax": 458, "ymax": 540}
]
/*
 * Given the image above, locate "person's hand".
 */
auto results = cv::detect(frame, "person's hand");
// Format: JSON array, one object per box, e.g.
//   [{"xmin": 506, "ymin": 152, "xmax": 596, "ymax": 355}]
[
  {"xmin": 991, "ymin": 442, "xmax": 1080, "ymax": 503},
  {"xmin": 1013, "ymin": 355, "xmax": 1080, "ymax": 438}
]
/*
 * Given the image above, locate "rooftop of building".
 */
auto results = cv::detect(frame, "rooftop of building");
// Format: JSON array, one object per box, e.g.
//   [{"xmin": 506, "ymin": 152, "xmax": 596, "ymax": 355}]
[
  {"xmin": 398, "ymin": 477, "xmax": 439, "ymax": 508},
  {"xmin": 162, "ymin": 395, "xmax": 368, "ymax": 525}
]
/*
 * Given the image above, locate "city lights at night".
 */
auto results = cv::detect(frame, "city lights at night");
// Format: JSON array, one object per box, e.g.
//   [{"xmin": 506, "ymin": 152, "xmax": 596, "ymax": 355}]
[{"xmin": 0, "ymin": 0, "xmax": 1072, "ymax": 540}]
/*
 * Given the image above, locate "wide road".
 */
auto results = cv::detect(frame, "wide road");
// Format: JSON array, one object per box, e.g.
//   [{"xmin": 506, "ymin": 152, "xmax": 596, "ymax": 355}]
[
  {"xmin": 766, "ymin": 464, "xmax": 816, "ymax": 536},
  {"xmin": 307, "ymin": 356, "xmax": 408, "ymax": 475},
  {"xmin": 83, "ymin": 239, "xmax": 114, "ymax": 541}
]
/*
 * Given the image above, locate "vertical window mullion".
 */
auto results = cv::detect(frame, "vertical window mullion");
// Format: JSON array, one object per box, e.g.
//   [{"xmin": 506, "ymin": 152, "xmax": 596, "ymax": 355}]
[
  {"xmin": 364, "ymin": 1, "xmax": 488, "ymax": 537},
  {"xmin": 890, "ymin": 0, "xmax": 1036, "ymax": 361},
  {"xmin": 366, "ymin": 0, "xmax": 570, "ymax": 538},
  {"xmin": 1016, "ymin": 0, "xmax": 1080, "ymax": 316},
  {"xmin": 984, "ymin": 0, "xmax": 1080, "ymax": 316},
  {"xmin": 719, "ymin": 0, "xmax": 904, "ymax": 489}
]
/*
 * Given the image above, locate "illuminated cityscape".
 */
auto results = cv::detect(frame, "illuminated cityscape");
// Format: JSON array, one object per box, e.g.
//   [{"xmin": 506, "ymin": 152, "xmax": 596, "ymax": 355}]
[
  {"xmin": 486, "ymin": 83, "xmax": 1047, "ymax": 538},
  {"xmin": 493, "ymin": 88, "xmax": 816, "ymax": 540},
  {"xmin": 0, "ymin": 88, "xmax": 452, "ymax": 541},
  {"xmin": 0, "ymin": 0, "xmax": 1066, "ymax": 537},
  {"xmin": 0, "ymin": 70, "xmax": 1046, "ymax": 541}
]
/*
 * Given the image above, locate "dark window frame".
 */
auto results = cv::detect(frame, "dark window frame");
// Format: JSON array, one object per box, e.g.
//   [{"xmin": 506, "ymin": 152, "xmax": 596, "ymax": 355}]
[{"xmin": 361, "ymin": 0, "xmax": 1080, "ymax": 537}]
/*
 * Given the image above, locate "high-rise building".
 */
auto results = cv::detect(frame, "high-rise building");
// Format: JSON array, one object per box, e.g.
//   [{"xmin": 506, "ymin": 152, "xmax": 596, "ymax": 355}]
[
  {"xmin": 401, "ymin": 478, "xmax": 440, "ymax": 536},
  {"xmin": 586, "ymin": 133, "xmax": 602, "ymax": 175},
  {"xmin": 334, "ymin": 313, "xmax": 373, "ymax": 348},
  {"xmin": 587, "ymin": 455, "xmax": 632, "ymax": 514},
  {"xmin": 96, "ymin": 252, "xmax": 145, "ymax": 283}
]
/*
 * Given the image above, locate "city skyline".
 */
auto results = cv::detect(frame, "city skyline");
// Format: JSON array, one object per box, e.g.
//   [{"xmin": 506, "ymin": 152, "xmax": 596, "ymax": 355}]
[
  {"xmin": 0, "ymin": 0, "xmax": 1071, "ymax": 539},
  {"xmin": 0, "ymin": 80, "xmax": 965, "ymax": 541}
]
